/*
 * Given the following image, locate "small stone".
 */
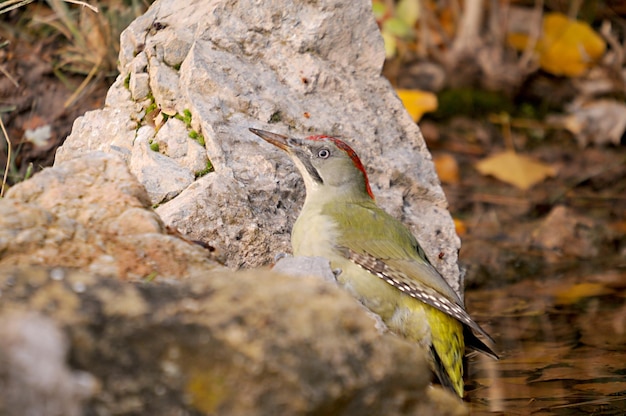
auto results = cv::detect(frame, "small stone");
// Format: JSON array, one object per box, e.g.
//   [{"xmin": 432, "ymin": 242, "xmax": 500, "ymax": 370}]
[
  {"xmin": 130, "ymin": 132, "xmax": 195, "ymax": 204},
  {"xmin": 273, "ymin": 256, "xmax": 337, "ymax": 283},
  {"xmin": 148, "ymin": 57, "xmax": 179, "ymax": 114},
  {"xmin": 129, "ymin": 72, "xmax": 150, "ymax": 101},
  {"xmin": 162, "ymin": 36, "xmax": 192, "ymax": 67}
]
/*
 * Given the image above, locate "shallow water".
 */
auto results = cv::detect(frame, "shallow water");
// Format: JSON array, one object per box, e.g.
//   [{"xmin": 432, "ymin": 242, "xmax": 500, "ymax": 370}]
[{"xmin": 464, "ymin": 268, "xmax": 626, "ymax": 415}]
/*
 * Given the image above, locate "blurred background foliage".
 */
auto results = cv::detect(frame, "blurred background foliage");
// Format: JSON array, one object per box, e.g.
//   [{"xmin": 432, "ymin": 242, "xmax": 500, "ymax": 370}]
[
  {"xmin": 0, "ymin": 0, "xmax": 155, "ymax": 190},
  {"xmin": 1, "ymin": 0, "xmax": 154, "ymax": 104}
]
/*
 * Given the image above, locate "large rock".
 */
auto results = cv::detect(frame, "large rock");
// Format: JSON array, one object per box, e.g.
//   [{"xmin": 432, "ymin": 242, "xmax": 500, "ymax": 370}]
[
  {"xmin": 55, "ymin": 0, "xmax": 463, "ymax": 293},
  {"xmin": 0, "ymin": 152, "xmax": 220, "ymax": 280},
  {"xmin": 0, "ymin": 266, "xmax": 467, "ymax": 416}
]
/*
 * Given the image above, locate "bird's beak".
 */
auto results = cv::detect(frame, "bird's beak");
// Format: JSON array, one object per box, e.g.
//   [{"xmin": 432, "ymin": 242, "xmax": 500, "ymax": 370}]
[{"xmin": 249, "ymin": 128, "xmax": 292, "ymax": 152}]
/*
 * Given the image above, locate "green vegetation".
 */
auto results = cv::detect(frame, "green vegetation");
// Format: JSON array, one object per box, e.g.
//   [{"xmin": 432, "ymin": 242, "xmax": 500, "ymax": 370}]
[
  {"xmin": 171, "ymin": 108, "xmax": 206, "ymax": 147},
  {"xmin": 143, "ymin": 271, "xmax": 158, "ymax": 283},
  {"xmin": 188, "ymin": 130, "xmax": 205, "ymax": 146},
  {"xmin": 145, "ymin": 93, "xmax": 158, "ymax": 115},
  {"xmin": 176, "ymin": 109, "xmax": 193, "ymax": 128},
  {"xmin": 269, "ymin": 111, "xmax": 282, "ymax": 123},
  {"xmin": 2, "ymin": 1, "xmax": 156, "ymax": 108},
  {"xmin": 432, "ymin": 88, "xmax": 515, "ymax": 121},
  {"xmin": 195, "ymin": 160, "xmax": 214, "ymax": 178}
]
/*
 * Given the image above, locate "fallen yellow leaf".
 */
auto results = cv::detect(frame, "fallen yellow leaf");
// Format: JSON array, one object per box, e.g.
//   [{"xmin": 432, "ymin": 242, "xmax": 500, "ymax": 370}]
[
  {"xmin": 507, "ymin": 12, "xmax": 606, "ymax": 77},
  {"xmin": 453, "ymin": 218, "xmax": 467, "ymax": 236},
  {"xmin": 383, "ymin": 17, "xmax": 412, "ymax": 38},
  {"xmin": 371, "ymin": 1, "xmax": 387, "ymax": 20},
  {"xmin": 540, "ymin": 13, "xmax": 606, "ymax": 76},
  {"xmin": 396, "ymin": 0, "xmax": 421, "ymax": 28},
  {"xmin": 554, "ymin": 282, "xmax": 614, "ymax": 305},
  {"xmin": 475, "ymin": 150, "xmax": 556, "ymax": 190},
  {"xmin": 396, "ymin": 89, "xmax": 438, "ymax": 122},
  {"xmin": 382, "ymin": 31, "xmax": 397, "ymax": 59},
  {"xmin": 433, "ymin": 153, "xmax": 459, "ymax": 184},
  {"xmin": 506, "ymin": 32, "xmax": 529, "ymax": 51}
]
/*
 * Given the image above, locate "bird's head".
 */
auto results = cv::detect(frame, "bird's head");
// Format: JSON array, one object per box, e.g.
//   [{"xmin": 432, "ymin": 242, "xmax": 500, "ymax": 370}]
[{"xmin": 250, "ymin": 128, "xmax": 374, "ymax": 200}]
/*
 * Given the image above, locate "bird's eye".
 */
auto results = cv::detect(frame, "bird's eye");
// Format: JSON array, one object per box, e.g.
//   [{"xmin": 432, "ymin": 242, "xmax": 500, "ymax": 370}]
[{"xmin": 317, "ymin": 148, "xmax": 330, "ymax": 159}]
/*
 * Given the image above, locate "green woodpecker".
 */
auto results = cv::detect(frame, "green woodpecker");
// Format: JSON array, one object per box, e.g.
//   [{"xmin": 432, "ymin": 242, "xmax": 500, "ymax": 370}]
[{"xmin": 250, "ymin": 128, "xmax": 497, "ymax": 397}]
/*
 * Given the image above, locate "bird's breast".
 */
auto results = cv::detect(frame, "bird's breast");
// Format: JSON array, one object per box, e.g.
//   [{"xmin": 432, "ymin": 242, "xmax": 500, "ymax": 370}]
[
  {"xmin": 291, "ymin": 204, "xmax": 401, "ymax": 320},
  {"xmin": 291, "ymin": 206, "xmax": 340, "ymax": 260}
]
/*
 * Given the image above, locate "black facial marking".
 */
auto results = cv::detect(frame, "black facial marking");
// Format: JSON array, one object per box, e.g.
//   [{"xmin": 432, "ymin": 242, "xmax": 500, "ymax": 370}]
[{"xmin": 295, "ymin": 148, "xmax": 324, "ymax": 184}]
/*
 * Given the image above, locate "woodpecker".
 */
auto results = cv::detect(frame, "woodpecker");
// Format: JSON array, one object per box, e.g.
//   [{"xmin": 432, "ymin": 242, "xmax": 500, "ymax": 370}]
[{"xmin": 250, "ymin": 128, "xmax": 497, "ymax": 397}]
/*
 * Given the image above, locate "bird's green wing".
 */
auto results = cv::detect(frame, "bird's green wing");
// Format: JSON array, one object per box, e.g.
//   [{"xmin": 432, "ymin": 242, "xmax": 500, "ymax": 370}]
[{"xmin": 324, "ymin": 199, "xmax": 497, "ymax": 348}]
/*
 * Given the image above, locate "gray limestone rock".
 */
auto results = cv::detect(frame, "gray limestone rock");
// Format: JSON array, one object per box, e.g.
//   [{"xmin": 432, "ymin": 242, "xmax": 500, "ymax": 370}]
[
  {"xmin": 147, "ymin": 56, "xmax": 180, "ymax": 115},
  {"xmin": 130, "ymin": 126, "xmax": 196, "ymax": 204},
  {"xmin": 129, "ymin": 72, "xmax": 150, "ymax": 101},
  {"xmin": 55, "ymin": 0, "xmax": 463, "ymax": 294},
  {"xmin": 153, "ymin": 117, "xmax": 208, "ymax": 174}
]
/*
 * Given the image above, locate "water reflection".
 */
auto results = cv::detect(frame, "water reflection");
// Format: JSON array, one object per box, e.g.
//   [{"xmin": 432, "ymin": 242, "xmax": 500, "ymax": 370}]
[{"xmin": 465, "ymin": 269, "xmax": 626, "ymax": 415}]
